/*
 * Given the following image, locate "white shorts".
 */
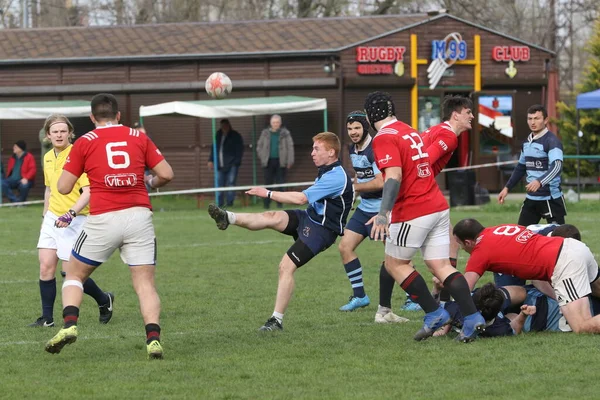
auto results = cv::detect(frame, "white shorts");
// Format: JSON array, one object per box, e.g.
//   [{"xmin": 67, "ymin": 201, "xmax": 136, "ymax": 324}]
[
  {"xmin": 72, "ymin": 207, "xmax": 156, "ymax": 267},
  {"xmin": 385, "ymin": 209, "xmax": 450, "ymax": 261},
  {"xmin": 37, "ymin": 211, "xmax": 87, "ymax": 262},
  {"xmin": 551, "ymin": 238, "xmax": 599, "ymax": 307}
]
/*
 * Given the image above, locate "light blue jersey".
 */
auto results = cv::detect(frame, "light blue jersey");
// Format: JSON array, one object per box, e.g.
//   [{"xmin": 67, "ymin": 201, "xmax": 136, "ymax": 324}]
[
  {"xmin": 506, "ymin": 129, "xmax": 563, "ymax": 201},
  {"xmin": 349, "ymin": 136, "xmax": 382, "ymax": 214}
]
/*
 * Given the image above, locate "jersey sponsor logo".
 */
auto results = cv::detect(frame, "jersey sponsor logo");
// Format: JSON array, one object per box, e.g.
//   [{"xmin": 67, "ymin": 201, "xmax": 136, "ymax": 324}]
[
  {"xmin": 104, "ymin": 173, "xmax": 137, "ymax": 187},
  {"xmin": 438, "ymin": 139, "xmax": 448, "ymax": 151},
  {"xmin": 355, "ymin": 168, "xmax": 374, "ymax": 179},
  {"xmin": 417, "ymin": 162, "xmax": 431, "ymax": 178},
  {"xmin": 516, "ymin": 229, "xmax": 534, "ymax": 243},
  {"xmin": 378, "ymin": 154, "xmax": 393, "ymax": 165}
]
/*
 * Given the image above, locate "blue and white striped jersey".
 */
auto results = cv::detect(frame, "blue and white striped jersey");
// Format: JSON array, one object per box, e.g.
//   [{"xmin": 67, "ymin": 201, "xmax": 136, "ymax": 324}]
[
  {"xmin": 349, "ymin": 135, "xmax": 382, "ymax": 214},
  {"xmin": 506, "ymin": 129, "xmax": 563, "ymax": 200}
]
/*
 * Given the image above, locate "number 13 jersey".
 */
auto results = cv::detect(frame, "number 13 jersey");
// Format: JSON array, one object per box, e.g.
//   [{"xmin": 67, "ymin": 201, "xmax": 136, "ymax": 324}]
[
  {"xmin": 63, "ymin": 125, "xmax": 165, "ymax": 215},
  {"xmin": 372, "ymin": 119, "xmax": 448, "ymax": 223}
]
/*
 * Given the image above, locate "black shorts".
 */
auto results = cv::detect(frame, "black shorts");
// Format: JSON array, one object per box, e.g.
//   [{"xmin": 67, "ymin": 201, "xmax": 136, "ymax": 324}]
[
  {"xmin": 282, "ymin": 209, "xmax": 338, "ymax": 268},
  {"xmin": 518, "ymin": 197, "xmax": 567, "ymax": 226}
]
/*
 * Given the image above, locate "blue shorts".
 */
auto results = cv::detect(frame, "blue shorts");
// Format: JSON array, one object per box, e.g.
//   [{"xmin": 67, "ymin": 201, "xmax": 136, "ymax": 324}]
[
  {"xmin": 345, "ymin": 208, "xmax": 376, "ymax": 238},
  {"xmin": 493, "ymin": 273, "xmax": 526, "ymax": 288},
  {"xmin": 284, "ymin": 209, "xmax": 338, "ymax": 260}
]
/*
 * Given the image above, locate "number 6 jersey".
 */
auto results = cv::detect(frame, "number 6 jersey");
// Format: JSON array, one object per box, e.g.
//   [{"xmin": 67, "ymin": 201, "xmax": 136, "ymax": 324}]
[
  {"xmin": 63, "ymin": 125, "xmax": 165, "ymax": 215},
  {"xmin": 372, "ymin": 119, "xmax": 448, "ymax": 223}
]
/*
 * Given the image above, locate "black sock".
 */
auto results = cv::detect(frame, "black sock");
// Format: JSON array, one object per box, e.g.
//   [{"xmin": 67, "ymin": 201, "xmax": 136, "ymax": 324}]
[
  {"xmin": 379, "ymin": 262, "xmax": 395, "ymax": 308},
  {"xmin": 63, "ymin": 305, "xmax": 79, "ymax": 328},
  {"xmin": 400, "ymin": 271, "xmax": 438, "ymax": 313},
  {"xmin": 83, "ymin": 278, "xmax": 109, "ymax": 306},
  {"xmin": 145, "ymin": 323, "xmax": 161, "ymax": 344},
  {"xmin": 443, "ymin": 272, "xmax": 477, "ymax": 316},
  {"xmin": 438, "ymin": 258, "xmax": 458, "ymax": 302},
  {"xmin": 39, "ymin": 278, "xmax": 56, "ymax": 320}
]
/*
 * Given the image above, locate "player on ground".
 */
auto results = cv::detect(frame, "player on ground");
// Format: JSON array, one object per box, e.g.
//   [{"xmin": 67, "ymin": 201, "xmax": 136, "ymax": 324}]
[
  {"xmin": 453, "ymin": 219, "xmax": 600, "ymax": 333},
  {"xmin": 208, "ymin": 132, "xmax": 354, "ymax": 331},
  {"xmin": 337, "ymin": 111, "xmax": 406, "ymax": 324},
  {"xmin": 33, "ymin": 114, "xmax": 113, "ymax": 328},
  {"xmin": 44, "ymin": 94, "xmax": 174, "ymax": 359},
  {"xmin": 365, "ymin": 91, "xmax": 485, "ymax": 342}
]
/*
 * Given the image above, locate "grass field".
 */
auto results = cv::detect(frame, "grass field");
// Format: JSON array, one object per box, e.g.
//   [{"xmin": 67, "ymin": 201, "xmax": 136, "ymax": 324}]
[{"xmin": 1, "ymin": 198, "xmax": 599, "ymax": 399}]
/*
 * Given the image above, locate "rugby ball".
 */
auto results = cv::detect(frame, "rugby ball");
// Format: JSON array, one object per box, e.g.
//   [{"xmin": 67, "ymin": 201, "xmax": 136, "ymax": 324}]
[{"xmin": 205, "ymin": 72, "xmax": 232, "ymax": 99}]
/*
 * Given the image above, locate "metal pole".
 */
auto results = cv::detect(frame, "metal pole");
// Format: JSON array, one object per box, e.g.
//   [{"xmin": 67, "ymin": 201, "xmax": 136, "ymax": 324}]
[
  {"xmin": 252, "ymin": 116, "xmax": 257, "ymax": 205},
  {"xmin": 211, "ymin": 118, "xmax": 218, "ymax": 195},
  {"xmin": 0, "ymin": 123, "xmax": 3, "ymax": 205},
  {"xmin": 576, "ymin": 108, "xmax": 581, "ymax": 202},
  {"xmin": 323, "ymin": 109, "xmax": 328, "ymax": 132}
]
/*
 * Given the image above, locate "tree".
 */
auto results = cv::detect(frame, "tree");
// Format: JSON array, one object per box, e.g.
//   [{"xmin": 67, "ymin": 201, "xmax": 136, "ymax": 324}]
[{"xmin": 555, "ymin": 17, "xmax": 600, "ymax": 177}]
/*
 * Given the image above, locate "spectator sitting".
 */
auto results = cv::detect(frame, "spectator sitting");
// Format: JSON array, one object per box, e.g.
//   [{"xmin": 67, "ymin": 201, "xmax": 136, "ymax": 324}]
[
  {"xmin": 208, "ymin": 119, "xmax": 244, "ymax": 207},
  {"xmin": 2, "ymin": 140, "xmax": 36, "ymax": 203}
]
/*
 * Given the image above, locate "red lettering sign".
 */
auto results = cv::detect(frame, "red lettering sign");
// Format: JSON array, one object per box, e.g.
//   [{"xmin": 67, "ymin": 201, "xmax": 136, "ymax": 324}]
[
  {"xmin": 356, "ymin": 46, "xmax": 406, "ymax": 62},
  {"xmin": 357, "ymin": 64, "xmax": 394, "ymax": 75},
  {"xmin": 492, "ymin": 46, "xmax": 530, "ymax": 62}
]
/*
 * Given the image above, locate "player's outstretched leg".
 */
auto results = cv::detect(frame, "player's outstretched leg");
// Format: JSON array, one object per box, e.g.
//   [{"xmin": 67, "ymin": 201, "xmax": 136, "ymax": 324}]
[{"xmin": 208, "ymin": 204, "xmax": 230, "ymax": 230}]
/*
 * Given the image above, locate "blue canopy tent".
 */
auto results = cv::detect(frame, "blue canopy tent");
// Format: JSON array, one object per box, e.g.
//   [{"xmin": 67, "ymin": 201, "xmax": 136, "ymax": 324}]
[{"xmin": 575, "ymin": 89, "xmax": 600, "ymax": 199}]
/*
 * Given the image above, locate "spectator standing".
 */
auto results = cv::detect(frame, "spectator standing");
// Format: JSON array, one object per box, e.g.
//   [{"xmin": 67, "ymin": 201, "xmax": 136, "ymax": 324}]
[
  {"xmin": 257, "ymin": 115, "xmax": 294, "ymax": 209},
  {"xmin": 208, "ymin": 119, "xmax": 244, "ymax": 207}
]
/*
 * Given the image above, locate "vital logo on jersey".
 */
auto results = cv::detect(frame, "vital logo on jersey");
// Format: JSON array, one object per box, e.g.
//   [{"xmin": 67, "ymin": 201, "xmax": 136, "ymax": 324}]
[{"xmin": 105, "ymin": 173, "xmax": 137, "ymax": 187}]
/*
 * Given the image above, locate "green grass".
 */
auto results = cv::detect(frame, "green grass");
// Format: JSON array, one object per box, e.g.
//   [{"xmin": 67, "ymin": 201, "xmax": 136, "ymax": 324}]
[{"xmin": 1, "ymin": 199, "xmax": 599, "ymax": 399}]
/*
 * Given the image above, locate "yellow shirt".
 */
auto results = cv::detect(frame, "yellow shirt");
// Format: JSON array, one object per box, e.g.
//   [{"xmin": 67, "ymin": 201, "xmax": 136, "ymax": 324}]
[{"xmin": 44, "ymin": 144, "xmax": 90, "ymax": 216}]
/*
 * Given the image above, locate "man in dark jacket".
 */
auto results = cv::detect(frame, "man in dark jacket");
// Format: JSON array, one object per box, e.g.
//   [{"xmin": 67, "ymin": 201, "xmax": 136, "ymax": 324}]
[
  {"xmin": 208, "ymin": 119, "xmax": 244, "ymax": 207},
  {"xmin": 2, "ymin": 140, "xmax": 36, "ymax": 202}
]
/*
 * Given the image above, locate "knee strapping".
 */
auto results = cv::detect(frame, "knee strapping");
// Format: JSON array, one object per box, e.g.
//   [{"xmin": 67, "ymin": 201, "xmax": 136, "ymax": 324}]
[{"xmin": 63, "ymin": 280, "xmax": 84, "ymax": 291}]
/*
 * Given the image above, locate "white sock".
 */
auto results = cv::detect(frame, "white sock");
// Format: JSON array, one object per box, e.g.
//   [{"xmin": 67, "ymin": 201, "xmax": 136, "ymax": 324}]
[
  {"xmin": 377, "ymin": 305, "xmax": 391, "ymax": 315},
  {"xmin": 272, "ymin": 311, "xmax": 284, "ymax": 324},
  {"xmin": 226, "ymin": 211, "xmax": 236, "ymax": 225}
]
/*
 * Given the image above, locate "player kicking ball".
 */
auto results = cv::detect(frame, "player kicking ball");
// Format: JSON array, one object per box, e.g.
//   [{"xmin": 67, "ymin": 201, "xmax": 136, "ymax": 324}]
[{"xmin": 208, "ymin": 132, "xmax": 354, "ymax": 331}]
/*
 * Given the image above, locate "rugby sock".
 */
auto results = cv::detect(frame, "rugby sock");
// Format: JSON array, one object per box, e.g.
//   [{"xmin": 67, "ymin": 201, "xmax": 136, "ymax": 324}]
[
  {"xmin": 145, "ymin": 323, "xmax": 161, "ymax": 344},
  {"xmin": 400, "ymin": 271, "xmax": 438, "ymax": 313},
  {"xmin": 83, "ymin": 278, "xmax": 109, "ymax": 306},
  {"xmin": 344, "ymin": 258, "xmax": 366, "ymax": 298},
  {"xmin": 62, "ymin": 305, "xmax": 79, "ymax": 328},
  {"xmin": 379, "ymin": 262, "xmax": 394, "ymax": 308},
  {"xmin": 443, "ymin": 272, "xmax": 478, "ymax": 316},
  {"xmin": 272, "ymin": 311, "xmax": 284, "ymax": 324},
  {"xmin": 40, "ymin": 278, "xmax": 57, "ymax": 320},
  {"xmin": 226, "ymin": 211, "xmax": 237, "ymax": 225},
  {"xmin": 438, "ymin": 258, "xmax": 458, "ymax": 303}
]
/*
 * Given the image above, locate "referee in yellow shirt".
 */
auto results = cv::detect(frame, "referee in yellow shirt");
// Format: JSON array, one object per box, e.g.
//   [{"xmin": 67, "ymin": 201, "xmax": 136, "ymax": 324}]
[{"xmin": 32, "ymin": 114, "xmax": 114, "ymax": 327}]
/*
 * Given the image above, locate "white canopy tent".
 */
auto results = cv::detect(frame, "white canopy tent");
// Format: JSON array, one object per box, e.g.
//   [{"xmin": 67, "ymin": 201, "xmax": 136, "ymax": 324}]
[
  {"xmin": 0, "ymin": 100, "xmax": 91, "ymax": 205},
  {"xmin": 139, "ymin": 96, "xmax": 329, "ymax": 189}
]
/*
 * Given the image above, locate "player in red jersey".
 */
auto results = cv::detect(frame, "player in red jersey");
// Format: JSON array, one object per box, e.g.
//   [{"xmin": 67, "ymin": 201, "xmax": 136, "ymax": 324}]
[
  {"xmin": 364, "ymin": 91, "xmax": 485, "ymax": 342},
  {"xmin": 453, "ymin": 219, "xmax": 600, "ymax": 333},
  {"xmin": 420, "ymin": 96, "xmax": 474, "ymax": 304},
  {"xmin": 45, "ymin": 93, "xmax": 174, "ymax": 359}
]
